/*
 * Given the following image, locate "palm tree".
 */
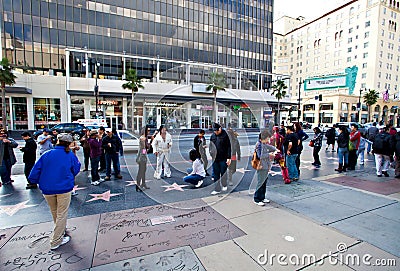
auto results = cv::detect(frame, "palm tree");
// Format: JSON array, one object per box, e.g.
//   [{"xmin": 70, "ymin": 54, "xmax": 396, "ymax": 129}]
[
  {"xmin": 122, "ymin": 69, "xmax": 144, "ymax": 133},
  {"xmin": 271, "ymin": 79, "xmax": 287, "ymax": 125},
  {"xmin": 363, "ymin": 89, "xmax": 379, "ymax": 122},
  {"xmin": 0, "ymin": 58, "xmax": 16, "ymax": 129},
  {"xmin": 206, "ymin": 72, "xmax": 226, "ymax": 123}
]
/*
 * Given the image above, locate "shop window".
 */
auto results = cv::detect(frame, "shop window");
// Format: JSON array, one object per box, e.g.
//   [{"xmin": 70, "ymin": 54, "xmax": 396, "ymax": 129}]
[
  {"xmin": 341, "ymin": 103, "xmax": 349, "ymax": 111},
  {"xmin": 320, "ymin": 104, "xmax": 333, "ymax": 110},
  {"xmin": 71, "ymin": 98, "xmax": 85, "ymax": 121},
  {"xmin": 303, "ymin": 104, "xmax": 315, "ymax": 111},
  {"xmin": 33, "ymin": 98, "xmax": 61, "ymax": 129},
  {"xmin": 0, "ymin": 97, "xmax": 11, "ymax": 129},
  {"xmin": 12, "ymin": 97, "xmax": 28, "ymax": 130}
]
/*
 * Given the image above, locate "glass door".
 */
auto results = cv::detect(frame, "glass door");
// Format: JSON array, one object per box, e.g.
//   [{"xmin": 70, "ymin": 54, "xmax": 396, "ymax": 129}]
[{"xmin": 106, "ymin": 116, "xmax": 119, "ymax": 129}]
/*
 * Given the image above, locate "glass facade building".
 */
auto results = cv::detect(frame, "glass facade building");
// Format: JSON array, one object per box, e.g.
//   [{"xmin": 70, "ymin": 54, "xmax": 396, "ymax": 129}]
[{"xmin": 1, "ymin": 0, "xmax": 273, "ymax": 83}]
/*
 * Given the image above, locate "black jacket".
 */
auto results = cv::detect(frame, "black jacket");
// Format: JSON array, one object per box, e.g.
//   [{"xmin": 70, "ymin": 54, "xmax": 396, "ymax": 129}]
[
  {"xmin": 209, "ymin": 129, "xmax": 231, "ymax": 161},
  {"xmin": 373, "ymin": 132, "xmax": 394, "ymax": 156},
  {"xmin": 102, "ymin": 135, "xmax": 122, "ymax": 154},
  {"xmin": 394, "ymin": 132, "xmax": 400, "ymax": 157},
  {"xmin": 337, "ymin": 132, "xmax": 349, "ymax": 149},
  {"xmin": 20, "ymin": 137, "xmax": 37, "ymax": 164}
]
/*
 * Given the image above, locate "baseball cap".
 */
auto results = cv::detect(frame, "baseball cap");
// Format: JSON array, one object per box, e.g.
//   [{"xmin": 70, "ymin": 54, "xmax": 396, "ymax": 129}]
[
  {"xmin": 57, "ymin": 133, "xmax": 73, "ymax": 143},
  {"xmin": 212, "ymin": 123, "xmax": 221, "ymax": 131},
  {"xmin": 90, "ymin": 129, "xmax": 98, "ymax": 135},
  {"xmin": 43, "ymin": 128, "xmax": 51, "ymax": 133},
  {"xmin": 105, "ymin": 128, "xmax": 113, "ymax": 133}
]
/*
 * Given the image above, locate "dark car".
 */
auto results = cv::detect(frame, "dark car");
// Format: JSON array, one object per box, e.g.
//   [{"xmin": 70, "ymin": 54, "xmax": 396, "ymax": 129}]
[{"xmin": 50, "ymin": 123, "xmax": 87, "ymax": 140}]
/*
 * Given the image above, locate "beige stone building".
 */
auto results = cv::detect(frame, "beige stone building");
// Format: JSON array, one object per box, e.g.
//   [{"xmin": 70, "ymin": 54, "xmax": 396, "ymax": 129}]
[{"xmin": 273, "ymin": 0, "xmax": 400, "ymax": 127}]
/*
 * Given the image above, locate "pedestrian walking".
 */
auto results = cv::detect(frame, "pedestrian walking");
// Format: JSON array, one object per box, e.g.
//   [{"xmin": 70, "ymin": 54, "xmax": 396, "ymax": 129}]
[
  {"xmin": 51, "ymin": 129, "xmax": 59, "ymax": 147},
  {"xmin": 357, "ymin": 134, "xmax": 367, "ymax": 165},
  {"xmin": 0, "ymin": 130, "xmax": 18, "ymax": 186},
  {"xmin": 209, "ymin": 123, "xmax": 231, "ymax": 195},
  {"xmin": 102, "ymin": 128, "xmax": 123, "ymax": 180},
  {"xmin": 366, "ymin": 122, "xmax": 379, "ymax": 154},
  {"xmin": 310, "ymin": 127, "xmax": 323, "ymax": 167},
  {"xmin": 294, "ymin": 122, "xmax": 309, "ymax": 176},
  {"xmin": 348, "ymin": 123, "xmax": 361, "ymax": 170},
  {"xmin": 20, "ymin": 132, "xmax": 38, "ymax": 189},
  {"xmin": 372, "ymin": 126, "xmax": 394, "ymax": 177},
  {"xmin": 37, "ymin": 128, "xmax": 53, "ymax": 155},
  {"xmin": 183, "ymin": 149, "xmax": 206, "ymax": 188},
  {"xmin": 335, "ymin": 126, "xmax": 349, "ymax": 173},
  {"xmin": 29, "ymin": 133, "xmax": 81, "ymax": 250},
  {"xmin": 136, "ymin": 127, "xmax": 150, "ymax": 191},
  {"xmin": 394, "ymin": 130, "xmax": 400, "ymax": 179},
  {"xmin": 325, "ymin": 125, "xmax": 336, "ymax": 152},
  {"xmin": 226, "ymin": 125, "xmax": 241, "ymax": 186},
  {"xmin": 152, "ymin": 125, "xmax": 173, "ymax": 179},
  {"xmin": 80, "ymin": 129, "xmax": 91, "ymax": 171},
  {"xmin": 88, "ymin": 129, "xmax": 103, "ymax": 186},
  {"xmin": 283, "ymin": 125, "xmax": 300, "ymax": 181},
  {"xmin": 193, "ymin": 129, "xmax": 209, "ymax": 175},
  {"xmin": 253, "ymin": 129, "xmax": 278, "ymax": 206}
]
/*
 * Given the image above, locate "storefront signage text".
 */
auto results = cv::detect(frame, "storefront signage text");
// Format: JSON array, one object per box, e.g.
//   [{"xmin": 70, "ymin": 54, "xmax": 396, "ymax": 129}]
[
  {"xmin": 98, "ymin": 100, "xmax": 119, "ymax": 105},
  {"xmin": 144, "ymin": 102, "xmax": 179, "ymax": 107}
]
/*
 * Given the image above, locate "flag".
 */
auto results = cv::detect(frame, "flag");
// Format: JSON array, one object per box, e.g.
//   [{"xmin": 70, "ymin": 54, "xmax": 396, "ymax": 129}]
[{"xmin": 383, "ymin": 89, "xmax": 389, "ymax": 102}]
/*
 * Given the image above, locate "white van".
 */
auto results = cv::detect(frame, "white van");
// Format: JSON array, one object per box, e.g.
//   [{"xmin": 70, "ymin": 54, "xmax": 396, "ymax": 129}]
[{"xmin": 73, "ymin": 119, "xmax": 108, "ymax": 128}]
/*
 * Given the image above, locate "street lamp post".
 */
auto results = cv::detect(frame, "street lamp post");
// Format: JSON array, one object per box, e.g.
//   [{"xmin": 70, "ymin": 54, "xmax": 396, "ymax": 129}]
[
  {"xmin": 298, "ymin": 78, "xmax": 303, "ymax": 122},
  {"xmin": 358, "ymin": 88, "xmax": 363, "ymax": 123},
  {"xmin": 94, "ymin": 62, "xmax": 100, "ymax": 118}
]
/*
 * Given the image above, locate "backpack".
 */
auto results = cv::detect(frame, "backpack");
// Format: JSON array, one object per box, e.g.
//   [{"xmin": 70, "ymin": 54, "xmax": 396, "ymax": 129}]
[
  {"xmin": 373, "ymin": 133, "xmax": 389, "ymax": 151},
  {"xmin": 251, "ymin": 144, "xmax": 261, "ymax": 170}
]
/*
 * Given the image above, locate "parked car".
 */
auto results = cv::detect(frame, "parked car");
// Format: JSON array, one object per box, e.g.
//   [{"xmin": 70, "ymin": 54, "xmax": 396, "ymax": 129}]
[
  {"xmin": 117, "ymin": 130, "xmax": 139, "ymax": 152},
  {"xmin": 335, "ymin": 122, "xmax": 366, "ymax": 135},
  {"xmin": 301, "ymin": 122, "xmax": 312, "ymax": 129},
  {"xmin": 51, "ymin": 123, "xmax": 87, "ymax": 140}
]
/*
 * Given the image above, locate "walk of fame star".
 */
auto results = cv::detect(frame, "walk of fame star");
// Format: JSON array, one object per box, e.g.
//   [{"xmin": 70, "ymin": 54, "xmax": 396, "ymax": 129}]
[
  {"xmin": 86, "ymin": 190, "xmax": 122, "ymax": 202},
  {"xmin": 125, "ymin": 180, "xmax": 152, "ymax": 186},
  {"xmin": 161, "ymin": 182, "xmax": 189, "ymax": 192},
  {"xmin": 268, "ymin": 171, "xmax": 282, "ymax": 176},
  {"xmin": 72, "ymin": 185, "xmax": 87, "ymax": 193},
  {"xmin": 0, "ymin": 200, "xmax": 37, "ymax": 216},
  {"xmin": 236, "ymin": 168, "xmax": 251, "ymax": 174}
]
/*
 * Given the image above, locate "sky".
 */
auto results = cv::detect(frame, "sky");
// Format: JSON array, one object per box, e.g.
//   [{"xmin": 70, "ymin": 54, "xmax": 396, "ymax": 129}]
[{"xmin": 274, "ymin": 0, "xmax": 352, "ymax": 21}]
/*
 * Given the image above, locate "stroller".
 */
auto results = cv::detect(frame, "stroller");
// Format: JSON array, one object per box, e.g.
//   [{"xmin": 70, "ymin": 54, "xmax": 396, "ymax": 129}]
[{"xmin": 275, "ymin": 152, "xmax": 291, "ymax": 184}]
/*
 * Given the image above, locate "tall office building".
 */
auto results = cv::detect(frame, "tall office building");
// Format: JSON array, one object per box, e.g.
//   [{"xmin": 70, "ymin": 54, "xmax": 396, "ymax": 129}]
[
  {"xmin": 0, "ymin": 0, "xmax": 278, "ymax": 131},
  {"xmin": 273, "ymin": 0, "xmax": 400, "ymax": 126}
]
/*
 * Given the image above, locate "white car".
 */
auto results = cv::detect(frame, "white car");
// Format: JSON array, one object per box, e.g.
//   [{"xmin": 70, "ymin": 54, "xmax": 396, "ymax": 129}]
[{"xmin": 117, "ymin": 130, "xmax": 139, "ymax": 152}]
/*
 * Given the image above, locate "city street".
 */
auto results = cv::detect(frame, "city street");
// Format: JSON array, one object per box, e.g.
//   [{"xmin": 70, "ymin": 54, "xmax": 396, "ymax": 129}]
[{"xmin": 0, "ymin": 133, "xmax": 399, "ymax": 270}]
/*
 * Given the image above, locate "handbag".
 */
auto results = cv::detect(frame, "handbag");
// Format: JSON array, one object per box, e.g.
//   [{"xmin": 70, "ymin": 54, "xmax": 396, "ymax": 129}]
[
  {"xmin": 251, "ymin": 151, "xmax": 261, "ymax": 170},
  {"xmin": 348, "ymin": 140, "xmax": 356, "ymax": 151},
  {"xmin": 309, "ymin": 141, "xmax": 314, "ymax": 147}
]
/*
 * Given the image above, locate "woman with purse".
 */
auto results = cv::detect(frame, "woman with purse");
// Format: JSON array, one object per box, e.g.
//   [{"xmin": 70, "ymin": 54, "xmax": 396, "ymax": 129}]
[
  {"xmin": 348, "ymin": 123, "xmax": 361, "ymax": 170},
  {"xmin": 310, "ymin": 127, "xmax": 323, "ymax": 168},
  {"xmin": 136, "ymin": 126, "xmax": 151, "ymax": 191},
  {"xmin": 254, "ymin": 130, "xmax": 278, "ymax": 206},
  {"xmin": 335, "ymin": 126, "xmax": 350, "ymax": 172}
]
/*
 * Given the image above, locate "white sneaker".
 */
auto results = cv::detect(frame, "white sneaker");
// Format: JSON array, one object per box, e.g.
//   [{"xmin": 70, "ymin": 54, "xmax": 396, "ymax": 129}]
[
  {"xmin": 211, "ymin": 177, "xmax": 215, "ymax": 181},
  {"xmin": 195, "ymin": 180, "xmax": 203, "ymax": 188},
  {"xmin": 50, "ymin": 235, "xmax": 70, "ymax": 250},
  {"xmin": 254, "ymin": 201, "xmax": 265, "ymax": 206},
  {"xmin": 71, "ymin": 191, "xmax": 77, "ymax": 196},
  {"xmin": 263, "ymin": 199, "xmax": 270, "ymax": 203},
  {"xmin": 222, "ymin": 186, "xmax": 228, "ymax": 192},
  {"xmin": 211, "ymin": 190, "xmax": 221, "ymax": 195},
  {"xmin": 91, "ymin": 181, "xmax": 100, "ymax": 186},
  {"xmin": 165, "ymin": 175, "xmax": 171, "ymax": 178}
]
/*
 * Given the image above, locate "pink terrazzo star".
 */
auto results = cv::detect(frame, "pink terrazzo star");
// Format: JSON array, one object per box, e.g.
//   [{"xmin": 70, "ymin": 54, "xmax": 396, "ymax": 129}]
[
  {"xmin": 161, "ymin": 182, "xmax": 189, "ymax": 192},
  {"xmin": 72, "ymin": 185, "xmax": 87, "ymax": 193},
  {"xmin": 0, "ymin": 200, "xmax": 36, "ymax": 216},
  {"xmin": 86, "ymin": 190, "xmax": 122, "ymax": 202}
]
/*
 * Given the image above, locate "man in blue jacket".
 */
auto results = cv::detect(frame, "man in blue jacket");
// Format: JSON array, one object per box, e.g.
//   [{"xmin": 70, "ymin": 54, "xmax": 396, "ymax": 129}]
[{"xmin": 29, "ymin": 133, "xmax": 81, "ymax": 250}]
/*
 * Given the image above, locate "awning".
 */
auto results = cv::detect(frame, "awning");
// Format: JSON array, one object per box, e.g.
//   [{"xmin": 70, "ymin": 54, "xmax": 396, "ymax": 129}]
[{"xmin": 5, "ymin": 86, "xmax": 32, "ymax": 94}]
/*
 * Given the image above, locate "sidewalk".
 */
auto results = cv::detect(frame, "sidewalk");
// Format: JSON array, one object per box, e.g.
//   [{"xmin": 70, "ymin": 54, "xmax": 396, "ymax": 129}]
[{"xmin": 0, "ymin": 147, "xmax": 399, "ymax": 270}]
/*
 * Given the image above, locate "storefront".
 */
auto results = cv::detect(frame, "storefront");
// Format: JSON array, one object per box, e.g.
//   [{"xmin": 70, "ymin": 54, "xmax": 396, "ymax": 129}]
[{"xmin": 33, "ymin": 98, "xmax": 62, "ymax": 129}]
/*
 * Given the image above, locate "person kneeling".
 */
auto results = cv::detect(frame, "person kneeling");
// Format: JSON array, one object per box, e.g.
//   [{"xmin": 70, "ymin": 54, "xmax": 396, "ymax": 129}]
[{"xmin": 184, "ymin": 149, "xmax": 206, "ymax": 188}]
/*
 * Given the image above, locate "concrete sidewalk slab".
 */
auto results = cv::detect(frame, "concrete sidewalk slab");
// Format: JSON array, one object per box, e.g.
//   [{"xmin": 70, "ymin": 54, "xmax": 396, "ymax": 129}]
[
  {"xmin": 0, "ymin": 227, "xmax": 21, "ymax": 249},
  {"xmin": 330, "ymin": 212, "xmax": 400, "ymax": 257},
  {"xmin": 325, "ymin": 176, "xmax": 400, "ymax": 195},
  {"xmin": 91, "ymin": 246, "xmax": 206, "ymax": 271},
  {"xmin": 368, "ymin": 202, "xmax": 400, "ymax": 223},
  {"xmin": 0, "ymin": 214, "xmax": 100, "ymax": 271},
  {"xmin": 230, "ymin": 207, "xmax": 358, "ymax": 271},
  {"xmin": 195, "ymin": 240, "xmax": 265, "ymax": 271}
]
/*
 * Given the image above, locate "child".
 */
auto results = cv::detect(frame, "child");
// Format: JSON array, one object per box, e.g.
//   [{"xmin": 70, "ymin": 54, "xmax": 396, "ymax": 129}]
[
  {"xmin": 183, "ymin": 149, "xmax": 206, "ymax": 188},
  {"xmin": 275, "ymin": 152, "xmax": 291, "ymax": 184},
  {"xmin": 358, "ymin": 133, "xmax": 367, "ymax": 165}
]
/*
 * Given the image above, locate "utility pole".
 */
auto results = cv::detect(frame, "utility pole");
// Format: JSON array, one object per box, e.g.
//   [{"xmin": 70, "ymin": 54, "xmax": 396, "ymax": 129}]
[
  {"xmin": 298, "ymin": 78, "xmax": 303, "ymax": 122},
  {"xmin": 94, "ymin": 62, "xmax": 100, "ymax": 118},
  {"xmin": 358, "ymin": 88, "xmax": 363, "ymax": 123}
]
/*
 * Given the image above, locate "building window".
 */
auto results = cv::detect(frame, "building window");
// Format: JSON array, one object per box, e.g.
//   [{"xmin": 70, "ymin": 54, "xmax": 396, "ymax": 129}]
[
  {"xmin": 348, "ymin": 47, "xmax": 352, "ymax": 52},
  {"xmin": 365, "ymin": 21, "xmax": 371, "ymax": 27},
  {"xmin": 362, "ymin": 63, "xmax": 367, "ymax": 68},
  {"xmin": 364, "ymin": 32, "xmax": 369, "ymax": 38},
  {"xmin": 341, "ymin": 103, "xmax": 348, "ymax": 111},
  {"xmin": 12, "ymin": 97, "xmax": 28, "ymax": 130},
  {"xmin": 364, "ymin": 42, "xmax": 369, "ymax": 48},
  {"xmin": 71, "ymin": 98, "xmax": 85, "ymax": 121},
  {"xmin": 362, "ymin": 73, "xmax": 367, "ymax": 78},
  {"xmin": 33, "ymin": 98, "xmax": 61, "ymax": 129},
  {"xmin": 0, "ymin": 97, "xmax": 10, "ymax": 128},
  {"xmin": 363, "ymin": 52, "xmax": 368, "ymax": 58}
]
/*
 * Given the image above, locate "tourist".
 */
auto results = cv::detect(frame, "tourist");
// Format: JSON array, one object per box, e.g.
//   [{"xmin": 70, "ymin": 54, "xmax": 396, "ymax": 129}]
[
  {"xmin": 29, "ymin": 133, "xmax": 81, "ymax": 250},
  {"xmin": 348, "ymin": 123, "xmax": 361, "ymax": 170},
  {"xmin": 366, "ymin": 122, "xmax": 379, "ymax": 154},
  {"xmin": 0, "ymin": 130, "xmax": 18, "ymax": 186},
  {"xmin": 310, "ymin": 127, "xmax": 323, "ymax": 168},
  {"xmin": 193, "ymin": 129, "xmax": 209, "ymax": 175},
  {"xmin": 80, "ymin": 129, "xmax": 91, "ymax": 171},
  {"xmin": 372, "ymin": 126, "xmax": 393, "ymax": 177},
  {"xmin": 226, "ymin": 125, "xmax": 241, "ymax": 186},
  {"xmin": 325, "ymin": 125, "xmax": 337, "ymax": 152},
  {"xmin": 20, "ymin": 132, "xmax": 38, "ymax": 189},
  {"xmin": 152, "ymin": 125, "xmax": 173, "ymax": 179},
  {"xmin": 102, "ymin": 128, "xmax": 123, "ymax": 180},
  {"xmin": 37, "ymin": 128, "xmax": 53, "ymax": 155},
  {"xmin": 136, "ymin": 127, "xmax": 150, "ymax": 191},
  {"xmin": 335, "ymin": 126, "xmax": 349, "ymax": 173},
  {"xmin": 88, "ymin": 129, "xmax": 103, "ymax": 186},
  {"xmin": 183, "ymin": 149, "xmax": 206, "ymax": 188},
  {"xmin": 294, "ymin": 122, "xmax": 309, "ymax": 176},
  {"xmin": 283, "ymin": 125, "xmax": 299, "ymax": 181}
]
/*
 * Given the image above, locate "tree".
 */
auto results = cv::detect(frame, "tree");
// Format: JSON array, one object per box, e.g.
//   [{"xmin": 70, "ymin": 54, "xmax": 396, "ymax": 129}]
[
  {"xmin": 363, "ymin": 89, "xmax": 379, "ymax": 122},
  {"xmin": 0, "ymin": 58, "xmax": 16, "ymax": 129},
  {"xmin": 122, "ymin": 69, "xmax": 144, "ymax": 133},
  {"xmin": 271, "ymin": 79, "xmax": 287, "ymax": 125},
  {"xmin": 206, "ymin": 72, "xmax": 226, "ymax": 123}
]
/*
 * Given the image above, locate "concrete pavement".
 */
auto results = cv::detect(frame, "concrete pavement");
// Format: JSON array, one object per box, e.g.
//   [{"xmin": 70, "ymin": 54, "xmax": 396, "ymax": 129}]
[{"xmin": 0, "ymin": 139, "xmax": 399, "ymax": 270}]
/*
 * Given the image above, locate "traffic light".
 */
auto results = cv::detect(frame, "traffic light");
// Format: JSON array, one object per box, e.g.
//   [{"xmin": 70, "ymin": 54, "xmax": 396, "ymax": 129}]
[
  {"xmin": 94, "ymin": 85, "xmax": 99, "ymax": 94},
  {"xmin": 318, "ymin": 94, "xmax": 322, "ymax": 101}
]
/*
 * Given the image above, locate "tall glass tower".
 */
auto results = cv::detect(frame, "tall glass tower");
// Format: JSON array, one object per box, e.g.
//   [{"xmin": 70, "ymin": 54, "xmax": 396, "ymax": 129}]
[{"xmin": 1, "ymin": 0, "xmax": 273, "ymax": 83}]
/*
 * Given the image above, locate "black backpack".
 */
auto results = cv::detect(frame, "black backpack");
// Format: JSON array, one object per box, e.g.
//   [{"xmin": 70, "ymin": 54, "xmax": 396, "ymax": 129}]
[{"xmin": 373, "ymin": 133, "xmax": 389, "ymax": 151}]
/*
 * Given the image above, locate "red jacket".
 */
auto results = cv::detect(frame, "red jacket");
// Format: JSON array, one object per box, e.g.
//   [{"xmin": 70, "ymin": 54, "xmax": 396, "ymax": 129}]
[{"xmin": 350, "ymin": 130, "xmax": 361, "ymax": 149}]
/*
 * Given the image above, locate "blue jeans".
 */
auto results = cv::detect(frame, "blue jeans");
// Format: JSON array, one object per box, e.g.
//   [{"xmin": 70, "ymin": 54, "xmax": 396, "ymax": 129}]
[
  {"xmin": 357, "ymin": 148, "xmax": 365, "ymax": 164},
  {"xmin": 90, "ymin": 156, "xmax": 101, "ymax": 181},
  {"xmin": 184, "ymin": 174, "xmax": 204, "ymax": 185},
  {"xmin": 286, "ymin": 154, "xmax": 299, "ymax": 179},
  {"xmin": 367, "ymin": 141, "xmax": 372, "ymax": 153},
  {"xmin": 212, "ymin": 160, "xmax": 228, "ymax": 192},
  {"xmin": 0, "ymin": 159, "xmax": 12, "ymax": 184},
  {"xmin": 254, "ymin": 169, "xmax": 268, "ymax": 202},
  {"xmin": 338, "ymin": 147, "xmax": 349, "ymax": 165},
  {"xmin": 105, "ymin": 153, "xmax": 120, "ymax": 177}
]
